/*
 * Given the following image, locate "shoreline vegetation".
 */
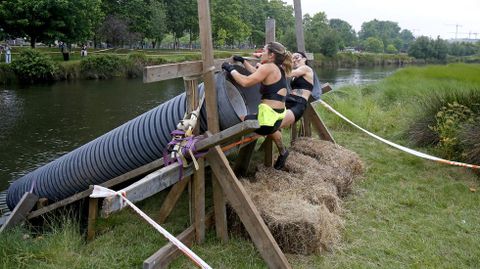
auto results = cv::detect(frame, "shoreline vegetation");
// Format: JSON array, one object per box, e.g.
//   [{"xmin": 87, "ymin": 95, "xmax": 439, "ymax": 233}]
[
  {"xmin": 1, "ymin": 47, "xmax": 479, "ymax": 84},
  {"xmin": 0, "ymin": 63, "xmax": 479, "ymax": 268}
]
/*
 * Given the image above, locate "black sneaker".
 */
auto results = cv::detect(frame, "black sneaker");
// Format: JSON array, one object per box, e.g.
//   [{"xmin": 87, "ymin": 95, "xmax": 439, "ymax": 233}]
[{"xmin": 274, "ymin": 150, "xmax": 289, "ymax": 170}]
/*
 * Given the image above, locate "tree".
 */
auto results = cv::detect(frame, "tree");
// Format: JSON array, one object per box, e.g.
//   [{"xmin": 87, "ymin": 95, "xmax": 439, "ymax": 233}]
[
  {"xmin": 98, "ymin": 15, "xmax": 131, "ymax": 47},
  {"xmin": 211, "ymin": 0, "xmax": 251, "ymax": 46},
  {"xmin": 363, "ymin": 37, "xmax": 384, "ymax": 53},
  {"xmin": 359, "ymin": 20, "xmax": 401, "ymax": 50},
  {"xmin": 408, "ymin": 36, "xmax": 434, "ymax": 59},
  {"xmin": 304, "ymin": 12, "xmax": 329, "ymax": 53},
  {"xmin": 164, "ymin": 0, "xmax": 197, "ymax": 49},
  {"xmin": 148, "ymin": 1, "xmax": 167, "ymax": 48},
  {"xmin": 399, "ymin": 29, "xmax": 415, "ymax": 52},
  {"xmin": 433, "ymin": 36, "xmax": 448, "ymax": 60},
  {"xmin": 386, "ymin": 44, "xmax": 398, "ymax": 54},
  {"xmin": 319, "ymin": 29, "xmax": 340, "ymax": 56},
  {"xmin": 329, "ymin": 18, "xmax": 356, "ymax": 49},
  {"xmin": 0, "ymin": 0, "xmax": 103, "ymax": 48}
]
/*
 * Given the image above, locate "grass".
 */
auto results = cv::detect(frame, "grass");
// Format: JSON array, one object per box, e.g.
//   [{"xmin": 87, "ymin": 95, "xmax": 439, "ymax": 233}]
[{"xmin": 1, "ymin": 64, "xmax": 480, "ymax": 268}]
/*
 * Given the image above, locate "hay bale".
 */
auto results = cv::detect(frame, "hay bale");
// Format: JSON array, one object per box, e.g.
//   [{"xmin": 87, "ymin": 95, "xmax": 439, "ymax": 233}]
[
  {"xmin": 237, "ymin": 189, "xmax": 343, "ymax": 254},
  {"xmin": 232, "ymin": 137, "xmax": 363, "ymax": 255}
]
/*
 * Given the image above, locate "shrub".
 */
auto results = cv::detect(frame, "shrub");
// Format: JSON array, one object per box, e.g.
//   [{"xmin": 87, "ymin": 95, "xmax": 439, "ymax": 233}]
[
  {"xmin": 11, "ymin": 49, "xmax": 57, "ymax": 83},
  {"xmin": 125, "ymin": 52, "xmax": 148, "ymax": 78},
  {"xmin": 80, "ymin": 55, "xmax": 125, "ymax": 79},
  {"xmin": 428, "ymin": 102, "xmax": 474, "ymax": 158}
]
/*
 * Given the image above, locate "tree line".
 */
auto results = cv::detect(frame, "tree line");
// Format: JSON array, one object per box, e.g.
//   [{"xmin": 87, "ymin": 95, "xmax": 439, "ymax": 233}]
[{"xmin": 1, "ymin": 0, "xmax": 478, "ymax": 58}]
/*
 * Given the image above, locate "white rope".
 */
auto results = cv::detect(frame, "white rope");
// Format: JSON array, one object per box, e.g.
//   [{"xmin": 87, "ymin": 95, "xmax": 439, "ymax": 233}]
[
  {"xmin": 90, "ymin": 185, "xmax": 212, "ymax": 269},
  {"xmin": 316, "ymin": 100, "xmax": 480, "ymax": 170}
]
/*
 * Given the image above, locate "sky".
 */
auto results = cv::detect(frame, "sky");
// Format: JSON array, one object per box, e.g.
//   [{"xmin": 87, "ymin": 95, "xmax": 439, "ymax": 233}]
[{"xmin": 283, "ymin": 0, "xmax": 480, "ymax": 40}]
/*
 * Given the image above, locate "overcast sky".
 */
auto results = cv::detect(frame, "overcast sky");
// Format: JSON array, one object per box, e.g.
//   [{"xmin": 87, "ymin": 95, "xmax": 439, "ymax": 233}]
[{"xmin": 283, "ymin": 0, "xmax": 480, "ymax": 40}]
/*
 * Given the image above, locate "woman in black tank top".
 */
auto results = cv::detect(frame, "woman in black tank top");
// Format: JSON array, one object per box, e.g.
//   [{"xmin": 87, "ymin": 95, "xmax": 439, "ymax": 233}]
[
  {"xmin": 222, "ymin": 42, "xmax": 293, "ymax": 169},
  {"xmin": 282, "ymin": 51, "xmax": 315, "ymax": 125}
]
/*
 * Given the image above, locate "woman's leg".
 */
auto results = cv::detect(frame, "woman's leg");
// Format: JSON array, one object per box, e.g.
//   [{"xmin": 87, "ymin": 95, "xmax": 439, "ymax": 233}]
[{"xmin": 280, "ymin": 110, "xmax": 296, "ymax": 128}]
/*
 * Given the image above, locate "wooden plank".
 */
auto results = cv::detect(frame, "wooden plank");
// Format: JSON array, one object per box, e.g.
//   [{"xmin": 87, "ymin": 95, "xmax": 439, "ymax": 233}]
[
  {"xmin": 143, "ymin": 226, "xmax": 196, "ymax": 269},
  {"xmin": 195, "ymin": 120, "xmax": 259, "ymax": 151},
  {"xmin": 233, "ymin": 141, "xmax": 257, "ymax": 177},
  {"xmin": 293, "ymin": 0, "xmax": 306, "ymax": 52},
  {"xmin": 321, "ymin": 83, "xmax": 332, "ymax": 94},
  {"xmin": 102, "ymin": 163, "xmax": 195, "ymax": 216},
  {"xmin": 212, "ymin": 174, "xmax": 228, "ymax": 242},
  {"xmin": 143, "ymin": 212, "xmax": 215, "ymax": 269},
  {"xmin": 207, "ymin": 146, "xmax": 291, "ymax": 269},
  {"xmin": 307, "ymin": 103, "xmax": 336, "ymax": 143},
  {"xmin": 157, "ymin": 177, "xmax": 190, "ymax": 224},
  {"xmin": 27, "ymin": 158, "xmax": 164, "ymax": 220},
  {"xmin": 264, "ymin": 137, "xmax": 273, "ymax": 167},
  {"xmin": 101, "ymin": 122, "xmax": 259, "ymax": 216},
  {"xmin": 193, "ymin": 158, "xmax": 205, "ymax": 243},
  {"xmin": 87, "ymin": 196, "xmax": 99, "ymax": 241},
  {"xmin": 143, "ymin": 59, "xmax": 224, "ymax": 83},
  {"xmin": 0, "ymin": 192, "xmax": 38, "ymax": 232}
]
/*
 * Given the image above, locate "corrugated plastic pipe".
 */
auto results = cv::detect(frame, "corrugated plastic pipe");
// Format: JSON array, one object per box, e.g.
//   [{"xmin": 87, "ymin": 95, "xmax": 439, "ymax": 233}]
[{"xmin": 7, "ymin": 68, "xmax": 260, "ymax": 209}]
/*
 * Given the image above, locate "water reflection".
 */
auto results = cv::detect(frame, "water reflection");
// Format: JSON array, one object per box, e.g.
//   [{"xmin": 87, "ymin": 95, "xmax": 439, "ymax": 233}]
[{"xmin": 315, "ymin": 66, "xmax": 399, "ymax": 89}]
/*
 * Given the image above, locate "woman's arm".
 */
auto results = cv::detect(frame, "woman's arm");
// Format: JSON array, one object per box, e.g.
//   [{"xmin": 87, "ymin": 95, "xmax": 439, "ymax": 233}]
[
  {"xmin": 243, "ymin": 60, "xmax": 258, "ymax": 74},
  {"xmin": 289, "ymin": 65, "xmax": 308, "ymax": 78},
  {"xmin": 231, "ymin": 64, "xmax": 270, "ymax": 87}
]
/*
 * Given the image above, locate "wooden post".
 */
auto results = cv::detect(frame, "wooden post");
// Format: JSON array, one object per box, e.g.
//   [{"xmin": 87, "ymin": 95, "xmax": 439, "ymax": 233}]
[
  {"xmin": 157, "ymin": 178, "xmax": 190, "ymax": 224},
  {"xmin": 87, "ymin": 196, "xmax": 98, "ymax": 241},
  {"xmin": 291, "ymin": 121, "xmax": 298, "ymax": 143},
  {"xmin": 233, "ymin": 141, "xmax": 257, "ymax": 177},
  {"xmin": 0, "ymin": 192, "xmax": 38, "ymax": 233},
  {"xmin": 198, "ymin": 0, "xmax": 228, "ymax": 242},
  {"xmin": 264, "ymin": 137, "xmax": 274, "ymax": 167},
  {"xmin": 183, "ymin": 77, "xmax": 199, "ymax": 226},
  {"xmin": 306, "ymin": 103, "xmax": 335, "ymax": 143},
  {"xmin": 303, "ymin": 116, "xmax": 312, "ymax": 137},
  {"xmin": 193, "ymin": 158, "xmax": 205, "ymax": 243},
  {"xmin": 293, "ymin": 0, "xmax": 306, "ymax": 53},
  {"xmin": 208, "ymin": 146, "xmax": 291, "ymax": 269},
  {"xmin": 266, "ymin": 18, "xmax": 276, "ymax": 43}
]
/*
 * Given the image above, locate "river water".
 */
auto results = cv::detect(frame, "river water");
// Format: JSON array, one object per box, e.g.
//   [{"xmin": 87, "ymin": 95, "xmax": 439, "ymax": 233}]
[{"xmin": 0, "ymin": 66, "xmax": 399, "ymax": 193}]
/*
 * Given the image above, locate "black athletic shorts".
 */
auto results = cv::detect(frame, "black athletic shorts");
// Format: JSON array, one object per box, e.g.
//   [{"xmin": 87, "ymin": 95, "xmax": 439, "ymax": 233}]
[
  {"xmin": 244, "ymin": 114, "xmax": 283, "ymax": 136},
  {"xmin": 286, "ymin": 94, "xmax": 307, "ymax": 122}
]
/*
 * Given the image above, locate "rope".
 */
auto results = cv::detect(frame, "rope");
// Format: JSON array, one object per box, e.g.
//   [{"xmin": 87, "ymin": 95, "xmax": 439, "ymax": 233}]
[
  {"xmin": 90, "ymin": 185, "xmax": 212, "ymax": 269},
  {"xmin": 316, "ymin": 100, "xmax": 480, "ymax": 170},
  {"xmin": 221, "ymin": 135, "xmax": 261, "ymax": 152}
]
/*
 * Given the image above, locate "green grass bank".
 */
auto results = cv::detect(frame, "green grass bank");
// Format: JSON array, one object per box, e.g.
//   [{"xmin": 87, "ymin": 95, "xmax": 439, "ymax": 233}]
[{"xmin": 1, "ymin": 64, "xmax": 479, "ymax": 268}]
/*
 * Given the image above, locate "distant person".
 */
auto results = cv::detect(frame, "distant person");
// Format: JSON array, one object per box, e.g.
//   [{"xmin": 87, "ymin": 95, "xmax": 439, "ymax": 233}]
[
  {"xmin": 60, "ymin": 43, "xmax": 69, "ymax": 61},
  {"xmin": 5, "ymin": 46, "xmax": 11, "ymax": 64},
  {"xmin": 81, "ymin": 45, "xmax": 87, "ymax": 57}
]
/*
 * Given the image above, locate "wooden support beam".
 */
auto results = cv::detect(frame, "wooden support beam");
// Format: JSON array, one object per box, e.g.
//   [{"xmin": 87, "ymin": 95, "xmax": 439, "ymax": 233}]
[
  {"xmin": 143, "ymin": 60, "xmax": 225, "ymax": 83},
  {"xmin": 303, "ymin": 115, "xmax": 312, "ymax": 137},
  {"xmin": 101, "ymin": 121, "xmax": 259, "ymax": 216},
  {"xmin": 143, "ymin": 212, "xmax": 215, "ymax": 269},
  {"xmin": 212, "ymin": 174, "xmax": 228, "ymax": 242},
  {"xmin": 207, "ymin": 146, "xmax": 291, "ymax": 269},
  {"xmin": 143, "ymin": 226, "xmax": 195, "ymax": 269},
  {"xmin": 306, "ymin": 103, "xmax": 335, "ymax": 143},
  {"xmin": 291, "ymin": 121, "xmax": 298, "ymax": 143},
  {"xmin": 195, "ymin": 120, "xmax": 258, "ymax": 150},
  {"xmin": 0, "ymin": 192, "xmax": 38, "ymax": 232},
  {"xmin": 102, "ymin": 163, "xmax": 195, "ymax": 216},
  {"xmin": 87, "ymin": 196, "xmax": 99, "ymax": 241},
  {"xmin": 193, "ymin": 158, "xmax": 205, "ymax": 243},
  {"xmin": 264, "ymin": 137, "xmax": 274, "ymax": 167},
  {"xmin": 157, "ymin": 178, "xmax": 190, "ymax": 224},
  {"xmin": 27, "ymin": 158, "xmax": 164, "ymax": 220},
  {"xmin": 233, "ymin": 141, "xmax": 257, "ymax": 177}
]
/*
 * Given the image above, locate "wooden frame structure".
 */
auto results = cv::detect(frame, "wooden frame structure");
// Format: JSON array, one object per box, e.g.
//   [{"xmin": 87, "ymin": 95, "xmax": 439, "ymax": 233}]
[{"xmin": 0, "ymin": 1, "xmax": 337, "ymax": 268}]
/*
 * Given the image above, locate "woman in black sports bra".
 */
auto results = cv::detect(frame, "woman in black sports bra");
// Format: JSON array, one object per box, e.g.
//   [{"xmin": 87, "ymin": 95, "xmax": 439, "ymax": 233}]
[
  {"xmin": 282, "ymin": 51, "xmax": 315, "ymax": 127},
  {"xmin": 222, "ymin": 42, "xmax": 292, "ymax": 169}
]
